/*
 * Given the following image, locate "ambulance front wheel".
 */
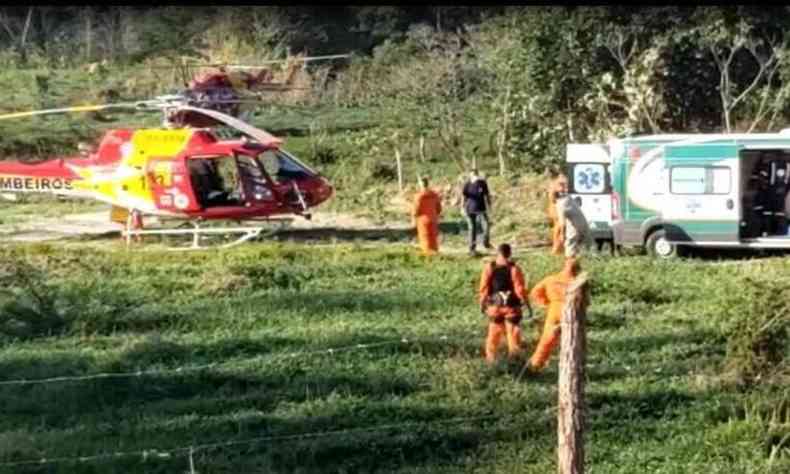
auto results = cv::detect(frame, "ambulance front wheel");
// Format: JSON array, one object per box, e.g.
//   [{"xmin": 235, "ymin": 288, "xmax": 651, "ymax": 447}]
[{"xmin": 646, "ymin": 229, "xmax": 677, "ymax": 259}]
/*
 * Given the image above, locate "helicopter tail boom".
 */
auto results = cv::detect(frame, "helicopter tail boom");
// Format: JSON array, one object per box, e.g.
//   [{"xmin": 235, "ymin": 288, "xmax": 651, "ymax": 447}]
[{"xmin": 0, "ymin": 158, "xmax": 82, "ymax": 195}]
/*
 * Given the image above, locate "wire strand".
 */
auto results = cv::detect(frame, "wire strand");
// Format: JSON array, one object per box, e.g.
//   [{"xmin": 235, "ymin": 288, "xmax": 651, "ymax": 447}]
[
  {"xmin": 0, "ymin": 414, "xmax": 502, "ymax": 468},
  {"xmin": 0, "ymin": 333, "xmax": 478, "ymax": 387}
]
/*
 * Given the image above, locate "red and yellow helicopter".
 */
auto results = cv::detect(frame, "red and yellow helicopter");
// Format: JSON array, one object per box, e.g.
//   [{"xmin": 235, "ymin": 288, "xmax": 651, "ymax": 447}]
[{"xmin": 0, "ymin": 80, "xmax": 335, "ymax": 248}]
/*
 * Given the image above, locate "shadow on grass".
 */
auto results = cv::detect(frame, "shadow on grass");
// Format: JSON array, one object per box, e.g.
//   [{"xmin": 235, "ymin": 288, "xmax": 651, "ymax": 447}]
[
  {"xmin": 588, "ymin": 388, "xmax": 697, "ymax": 427},
  {"xmin": 251, "ymin": 289, "xmax": 461, "ymax": 317},
  {"xmin": 272, "ymin": 221, "xmax": 466, "ymax": 244},
  {"xmin": 4, "ymin": 405, "xmax": 542, "ymax": 474},
  {"xmin": 0, "ymin": 336, "xmax": 428, "ymax": 428},
  {"xmin": 55, "ymin": 220, "xmax": 469, "ymax": 247},
  {"xmin": 3, "ymin": 285, "xmax": 469, "ymax": 341},
  {"xmin": 586, "ymin": 310, "xmax": 627, "ymax": 331},
  {"xmin": 600, "ymin": 328, "xmax": 722, "ymax": 356},
  {"xmin": 585, "ymin": 328, "xmax": 725, "ymax": 383}
]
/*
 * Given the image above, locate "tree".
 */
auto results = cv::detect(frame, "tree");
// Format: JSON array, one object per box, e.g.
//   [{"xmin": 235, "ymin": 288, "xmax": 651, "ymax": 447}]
[
  {"xmin": 694, "ymin": 17, "xmax": 788, "ymax": 133},
  {"xmin": 579, "ymin": 26, "xmax": 670, "ymax": 140},
  {"xmin": 0, "ymin": 7, "xmax": 35, "ymax": 62}
]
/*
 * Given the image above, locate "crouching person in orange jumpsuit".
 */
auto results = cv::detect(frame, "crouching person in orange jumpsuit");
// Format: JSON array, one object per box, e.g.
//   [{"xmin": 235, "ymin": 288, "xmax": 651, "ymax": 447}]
[
  {"xmin": 547, "ymin": 174, "xmax": 568, "ymax": 255},
  {"xmin": 527, "ymin": 257, "xmax": 581, "ymax": 371},
  {"xmin": 412, "ymin": 176, "xmax": 442, "ymax": 256},
  {"xmin": 479, "ymin": 243, "xmax": 529, "ymax": 363}
]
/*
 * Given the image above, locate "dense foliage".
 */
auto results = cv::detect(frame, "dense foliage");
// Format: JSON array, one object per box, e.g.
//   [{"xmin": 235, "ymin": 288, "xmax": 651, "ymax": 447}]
[{"xmin": 3, "ymin": 6, "xmax": 790, "ymax": 173}]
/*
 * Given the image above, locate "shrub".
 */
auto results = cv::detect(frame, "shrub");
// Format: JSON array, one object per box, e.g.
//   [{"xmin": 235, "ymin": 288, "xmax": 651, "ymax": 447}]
[
  {"xmin": 369, "ymin": 163, "xmax": 397, "ymax": 182},
  {"xmin": 312, "ymin": 144, "xmax": 340, "ymax": 165},
  {"xmin": 723, "ymin": 274, "xmax": 790, "ymax": 386},
  {"xmin": 0, "ymin": 257, "xmax": 66, "ymax": 341}
]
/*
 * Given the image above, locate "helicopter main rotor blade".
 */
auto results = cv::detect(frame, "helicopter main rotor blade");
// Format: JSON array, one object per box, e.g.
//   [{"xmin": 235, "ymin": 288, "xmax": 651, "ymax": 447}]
[
  {"xmin": 0, "ymin": 102, "xmax": 142, "ymax": 121},
  {"xmin": 176, "ymin": 105, "xmax": 283, "ymax": 146}
]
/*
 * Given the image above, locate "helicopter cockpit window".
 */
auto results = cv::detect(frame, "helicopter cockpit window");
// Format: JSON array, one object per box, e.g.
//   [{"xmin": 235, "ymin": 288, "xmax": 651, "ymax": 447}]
[
  {"xmin": 187, "ymin": 155, "xmax": 243, "ymax": 207},
  {"xmin": 236, "ymin": 153, "xmax": 275, "ymax": 201},
  {"xmin": 236, "ymin": 155, "xmax": 266, "ymax": 183},
  {"xmin": 259, "ymin": 150, "xmax": 281, "ymax": 179},
  {"xmin": 257, "ymin": 150, "xmax": 315, "ymax": 184},
  {"xmin": 215, "ymin": 157, "xmax": 242, "ymax": 201}
]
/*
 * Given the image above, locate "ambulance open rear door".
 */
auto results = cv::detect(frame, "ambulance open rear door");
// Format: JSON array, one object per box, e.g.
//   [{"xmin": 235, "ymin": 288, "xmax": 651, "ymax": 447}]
[{"xmin": 565, "ymin": 144, "xmax": 613, "ymax": 242}]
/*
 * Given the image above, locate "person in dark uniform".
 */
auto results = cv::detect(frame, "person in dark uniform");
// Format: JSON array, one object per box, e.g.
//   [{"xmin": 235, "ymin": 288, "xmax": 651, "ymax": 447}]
[
  {"xmin": 753, "ymin": 177, "xmax": 772, "ymax": 237},
  {"xmin": 771, "ymin": 165, "xmax": 789, "ymax": 235},
  {"xmin": 749, "ymin": 159, "xmax": 772, "ymax": 237},
  {"xmin": 462, "ymin": 169, "xmax": 493, "ymax": 256}
]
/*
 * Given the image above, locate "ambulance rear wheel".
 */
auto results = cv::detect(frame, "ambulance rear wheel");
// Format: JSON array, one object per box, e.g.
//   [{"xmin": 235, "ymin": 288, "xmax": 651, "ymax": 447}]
[{"xmin": 646, "ymin": 229, "xmax": 677, "ymax": 259}]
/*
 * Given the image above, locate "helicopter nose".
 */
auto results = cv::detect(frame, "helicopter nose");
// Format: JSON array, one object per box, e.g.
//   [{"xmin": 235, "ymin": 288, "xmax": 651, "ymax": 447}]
[{"xmin": 315, "ymin": 178, "xmax": 333, "ymax": 203}]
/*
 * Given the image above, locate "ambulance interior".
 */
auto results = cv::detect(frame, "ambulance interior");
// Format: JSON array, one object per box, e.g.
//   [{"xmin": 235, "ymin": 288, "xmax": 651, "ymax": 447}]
[{"xmin": 740, "ymin": 149, "xmax": 790, "ymax": 239}]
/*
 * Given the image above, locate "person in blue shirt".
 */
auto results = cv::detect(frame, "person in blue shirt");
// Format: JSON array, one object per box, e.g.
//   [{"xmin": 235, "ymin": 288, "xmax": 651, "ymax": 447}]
[{"xmin": 462, "ymin": 169, "xmax": 493, "ymax": 256}]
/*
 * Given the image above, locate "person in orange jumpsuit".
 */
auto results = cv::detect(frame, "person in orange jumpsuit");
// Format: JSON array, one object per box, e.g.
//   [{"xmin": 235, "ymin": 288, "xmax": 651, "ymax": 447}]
[
  {"xmin": 547, "ymin": 174, "xmax": 568, "ymax": 255},
  {"xmin": 479, "ymin": 243, "xmax": 529, "ymax": 363},
  {"xmin": 412, "ymin": 176, "xmax": 442, "ymax": 256},
  {"xmin": 111, "ymin": 207, "xmax": 144, "ymax": 243},
  {"xmin": 526, "ymin": 257, "xmax": 581, "ymax": 371}
]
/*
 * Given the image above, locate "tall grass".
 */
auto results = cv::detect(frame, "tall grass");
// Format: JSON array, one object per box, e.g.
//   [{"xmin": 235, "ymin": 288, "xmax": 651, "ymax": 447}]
[{"xmin": 0, "ymin": 242, "xmax": 788, "ymax": 472}]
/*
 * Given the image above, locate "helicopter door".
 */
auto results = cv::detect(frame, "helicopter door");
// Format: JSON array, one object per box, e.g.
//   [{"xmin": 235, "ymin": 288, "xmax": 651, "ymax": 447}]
[
  {"xmin": 146, "ymin": 158, "xmax": 200, "ymax": 212},
  {"xmin": 236, "ymin": 154, "xmax": 277, "ymax": 205}
]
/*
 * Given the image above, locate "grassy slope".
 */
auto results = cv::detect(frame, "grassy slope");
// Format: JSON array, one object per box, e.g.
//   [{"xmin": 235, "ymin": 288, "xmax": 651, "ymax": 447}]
[{"xmin": 0, "ymin": 242, "xmax": 789, "ymax": 473}]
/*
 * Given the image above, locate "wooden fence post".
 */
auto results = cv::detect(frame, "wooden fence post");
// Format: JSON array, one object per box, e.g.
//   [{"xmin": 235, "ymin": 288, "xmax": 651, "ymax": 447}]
[{"xmin": 558, "ymin": 272, "xmax": 590, "ymax": 474}]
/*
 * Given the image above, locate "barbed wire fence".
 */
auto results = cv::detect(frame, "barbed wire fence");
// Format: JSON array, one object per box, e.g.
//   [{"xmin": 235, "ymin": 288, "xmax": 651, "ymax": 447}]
[
  {"xmin": 0, "ymin": 331, "xmax": 541, "ymax": 472},
  {"xmin": 0, "ymin": 414, "xmax": 507, "ymax": 470},
  {"xmin": 0, "ymin": 332, "xmax": 484, "ymax": 387},
  {"xmin": 0, "ymin": 408, "xmax": 558, "ymax": 472}
]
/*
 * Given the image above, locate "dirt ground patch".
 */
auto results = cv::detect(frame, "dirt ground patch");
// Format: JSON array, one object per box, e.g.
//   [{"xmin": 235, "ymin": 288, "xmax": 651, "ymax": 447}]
[{"xmin": 0, "ymin": 206, "xmax": 547, "ymax": 256}]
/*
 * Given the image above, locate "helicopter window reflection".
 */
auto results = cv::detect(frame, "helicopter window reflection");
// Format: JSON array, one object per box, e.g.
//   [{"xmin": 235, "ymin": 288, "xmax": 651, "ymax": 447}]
[
  {"xmin": 259, "ymin": 150, "xmax": 281, "ymax": 179},
  {"xmin": 215, "ymin": 157, "xmax": 242, "ymax": 202},
  {"xmin": 236, "ymin": 155, "xmax": 266, "ymax": 182},
  {"xmin": 236, "ymin": 154, "xmax": 274, "ymax": 201},
  {"xmin": 257, "ymin": 149, "xmax": 315, "ymax": 184}
]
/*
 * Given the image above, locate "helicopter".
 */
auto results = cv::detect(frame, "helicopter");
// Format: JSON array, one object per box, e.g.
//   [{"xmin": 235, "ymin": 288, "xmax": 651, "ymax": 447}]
[
  {"xmin": 156, "ymin": 53, "xmax": 350, "ymax": 127},
  {"xmin": 0, "ymin": 97, "xmax": 335, "ymax": 249}
]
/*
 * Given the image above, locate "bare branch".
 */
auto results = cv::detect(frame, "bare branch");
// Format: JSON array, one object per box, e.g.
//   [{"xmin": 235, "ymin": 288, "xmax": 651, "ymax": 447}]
[
  {"xmin": 730, "ymin": 42, "xmax": 775, "ymax": 111},
  {"xmin": 747, "ymin": 58, "xmax": 781, "ymax": 132},
  {"xmin": 0, "ymin": 10, "xmax": 19, "ymax": 42},
  {"xmin": 603, "ymin": 28, "xmax": 637, "ymax": 72},
  {"xmin": 19, "ymin": 7, "xmax": 32, "ymax": 49},
  {"xmin": 766, "ymin": 85, "xmax": 790, "ymax": 131}
]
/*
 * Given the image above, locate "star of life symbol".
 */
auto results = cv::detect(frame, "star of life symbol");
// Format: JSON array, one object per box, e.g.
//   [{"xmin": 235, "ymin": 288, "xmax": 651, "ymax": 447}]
[{"xmin": 578, "ymin": 167, "xmax": 601, "ymax": 192}]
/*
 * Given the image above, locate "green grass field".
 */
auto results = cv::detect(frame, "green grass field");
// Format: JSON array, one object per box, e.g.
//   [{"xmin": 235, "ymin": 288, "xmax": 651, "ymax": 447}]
[{"xmin": 1, "ymin": 240, "xmax": 788, "ymax": 473}]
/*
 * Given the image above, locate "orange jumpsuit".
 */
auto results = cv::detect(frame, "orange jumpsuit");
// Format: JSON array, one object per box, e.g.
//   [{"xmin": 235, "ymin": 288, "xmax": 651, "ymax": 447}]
[
  {"xmin": 111, "ymin": 207, "xmax": 144, "ymax": 243},
  {"xmin": 412, "ymin": 188, "xmax": 442, "ymax": 255},
  {"xmin": 479, "ymin": 259, "xmax": 528, "ymax": 362},
  {"xmin": 528, "ymin": 260, "xmax": 579, "ymax": 370},
  {"xmin": 547, "ymin": 176, "xmax": 568, "ymax": 255}
]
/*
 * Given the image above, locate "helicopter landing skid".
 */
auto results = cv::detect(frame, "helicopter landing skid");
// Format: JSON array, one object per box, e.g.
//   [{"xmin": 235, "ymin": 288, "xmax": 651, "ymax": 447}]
[{"xmin": 122, "ymin": 218, "xmax": 293, "ymax": 251}]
